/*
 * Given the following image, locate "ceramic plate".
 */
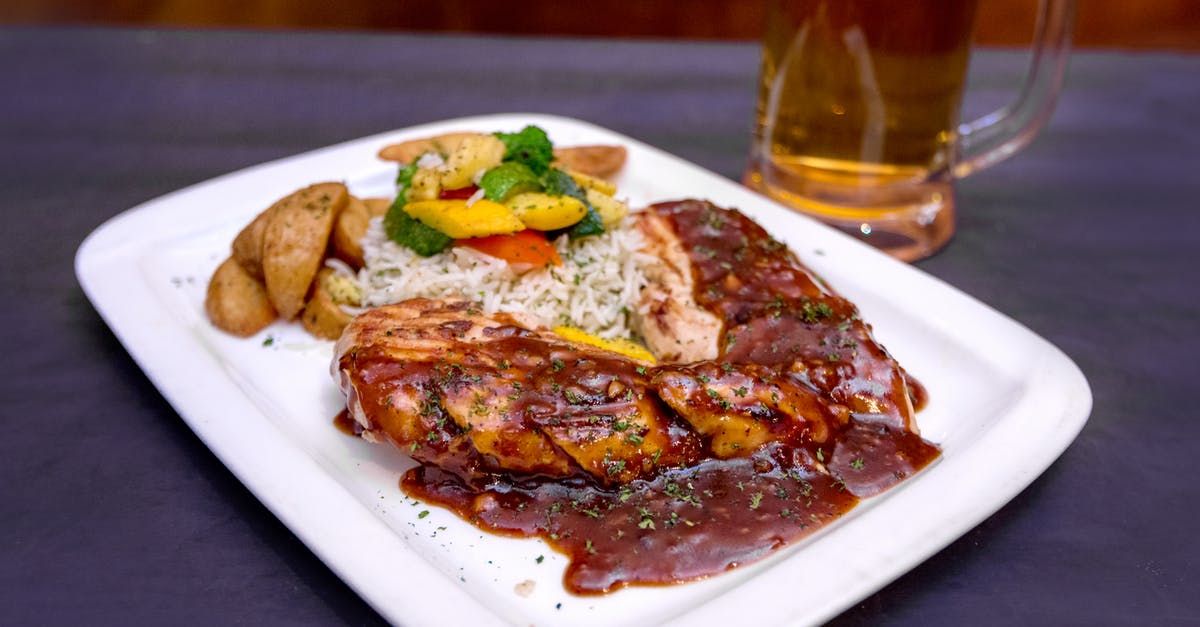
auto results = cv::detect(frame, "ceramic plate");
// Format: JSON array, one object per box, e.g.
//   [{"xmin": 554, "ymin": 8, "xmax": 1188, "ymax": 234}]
[{"xmin": 76, "ymin": 114, "xmax": 1091, "ymax": 626}]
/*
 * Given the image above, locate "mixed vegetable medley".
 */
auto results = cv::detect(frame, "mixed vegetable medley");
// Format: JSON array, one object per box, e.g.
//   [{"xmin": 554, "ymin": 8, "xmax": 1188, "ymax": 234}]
[{"xmin": 382, "ymin": 126, "xmax": 629, "ymax": 266}]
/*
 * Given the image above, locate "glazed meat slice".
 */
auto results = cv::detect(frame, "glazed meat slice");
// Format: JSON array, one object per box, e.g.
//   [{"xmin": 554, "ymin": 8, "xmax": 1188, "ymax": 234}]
[
  {"xmin": 334, "ymin": 298, "xmax": 701, "ymax": 485},
  {"xmin": 654, "ymin": 362, "xmax": 850, "ymax": 458},
  {"xmin": 634, "ymin": 200, "xmax": 919, "ymax": 433},
  {"xmin": 333, "ymin": 298, "xmax": 560, "ymax": 478}
]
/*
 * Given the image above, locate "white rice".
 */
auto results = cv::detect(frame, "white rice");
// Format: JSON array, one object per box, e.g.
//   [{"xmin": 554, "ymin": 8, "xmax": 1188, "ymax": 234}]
[{"xmin": 357, "ymin": 214, "xmax": 653, "ymax": 339}]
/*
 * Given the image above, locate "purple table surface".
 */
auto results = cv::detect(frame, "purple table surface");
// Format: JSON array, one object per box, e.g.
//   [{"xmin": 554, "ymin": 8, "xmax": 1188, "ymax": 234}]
[{"xmin": 2, "ymin": 27, "xmax": 1197, "ymax": 625}]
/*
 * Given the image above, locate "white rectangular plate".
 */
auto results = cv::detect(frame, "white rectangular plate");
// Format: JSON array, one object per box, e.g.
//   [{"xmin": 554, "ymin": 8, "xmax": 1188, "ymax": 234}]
[{"xmin": 76, "ymin": 113, "xmax": 1091, "ymax": 626}]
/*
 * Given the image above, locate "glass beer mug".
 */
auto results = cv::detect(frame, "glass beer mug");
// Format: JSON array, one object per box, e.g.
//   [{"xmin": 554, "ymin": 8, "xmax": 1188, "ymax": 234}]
[{"xmin": 744, "ymin": 0, "xmax": 1075, "ymax": 261}]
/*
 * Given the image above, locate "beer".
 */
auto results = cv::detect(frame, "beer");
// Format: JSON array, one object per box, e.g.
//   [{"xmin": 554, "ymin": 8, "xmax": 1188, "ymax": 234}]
[{"xmin": 745, "ymin": 0, "xmax": 980, "ymax": 252}]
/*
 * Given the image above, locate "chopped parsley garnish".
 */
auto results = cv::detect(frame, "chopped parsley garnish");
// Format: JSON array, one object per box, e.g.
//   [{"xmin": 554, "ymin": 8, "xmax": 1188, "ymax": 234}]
[
  {"xmin": 800, "ymin": 300, "xmax": 835, "ymax": 323},
  {"xmin": 701, "ymin": 210, "xmax": 726, "ymax": 231}
]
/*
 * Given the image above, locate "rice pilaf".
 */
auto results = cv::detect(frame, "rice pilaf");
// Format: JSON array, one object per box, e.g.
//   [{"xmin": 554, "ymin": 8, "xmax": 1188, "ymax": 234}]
[{"xmin": 357, "ymin": 214, "xmax": 651, "ymax": 340}]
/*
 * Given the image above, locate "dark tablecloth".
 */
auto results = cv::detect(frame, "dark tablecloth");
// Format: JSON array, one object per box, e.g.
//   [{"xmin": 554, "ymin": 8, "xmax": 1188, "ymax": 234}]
[{"xmin": 2, "ymin": 27, "xmax": 1197, "ymax": 625}]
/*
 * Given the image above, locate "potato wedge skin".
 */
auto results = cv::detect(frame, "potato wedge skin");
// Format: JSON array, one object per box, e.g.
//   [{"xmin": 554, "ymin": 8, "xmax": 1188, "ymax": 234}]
[
  {"xmin": 553, "ymin": 145, "xmax": 627, "ymax": 179},
  {"xmin": 205, "ymin": 257, "xmax": 277, "ymax": 337},
  {"xmin": 262, "ymin": 182, "xmax": 348, "ymax": 319},
  {"xmin": 300, "ymin": 268, "xmax": 353, "ymax": 340},
  {"xmin": 331, "ymin": 195, "xmax": 371, "ymax": 269},
  {"xmin": 362, "ymin": 197, "xmax": 391, "ymax": 218},
  {"xmin": 231, "ymin": 196, "xmax": 286, "ymax": 281},
  {"xmin": 377, "ymin": 132, "xmax": 481, "ymax": 163}
]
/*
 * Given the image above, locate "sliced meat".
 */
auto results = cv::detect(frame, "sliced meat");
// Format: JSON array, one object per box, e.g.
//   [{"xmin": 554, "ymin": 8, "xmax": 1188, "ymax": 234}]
[
  {"xmin": 654, "ymin": 362, "xmax": 850, "ymax": 458},
  {"xmin": 633, "ymin": 200, "xmax": 920, "ymax": 433},
  {"xmin": 334, "ymin": 298, "xmax": 702, "ymax": 485},
  {"xmin": 334, "ymin": 201, "xmax": 932, "ymax": 497},
  {"xmin": 633, "ymin": 209, "xmax": 722, "ymax": 362}
]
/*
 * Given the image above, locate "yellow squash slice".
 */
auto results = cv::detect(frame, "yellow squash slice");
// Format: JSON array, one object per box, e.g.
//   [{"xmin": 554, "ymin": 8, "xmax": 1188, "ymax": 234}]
[
  {"xmin": 553, "ymin": 326, "xmax": 656, "ymax": 364},
  {"xmin": 505, "ymin": 192, "xmax": 587, "ymax": 231},
  {"xmin": 403, "ymin": 199, "xmax": 525, "ymax": 239}
]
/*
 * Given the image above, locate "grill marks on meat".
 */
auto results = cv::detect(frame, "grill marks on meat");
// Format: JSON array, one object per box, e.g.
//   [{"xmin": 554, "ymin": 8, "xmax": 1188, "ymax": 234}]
[
  {"xmin": 655, "ymin": 363, "xmax": 850, "ymax": 459},
  {"xmin": 335, "ymin": 299, "xmax": 702, "ymax": 486},
  {"xmin": 635, "ymin": 199, "xmax": 919, "ymax": 434},
  {"xmin": 633, "ymin": 209, "xmax": 722, "ymax": 362},
  {"xmin": 335, "ymin": 299, "xmax": 866, "ymax": 487}
]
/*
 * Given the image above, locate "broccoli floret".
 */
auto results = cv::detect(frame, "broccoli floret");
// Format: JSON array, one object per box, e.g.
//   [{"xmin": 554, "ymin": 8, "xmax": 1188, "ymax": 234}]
[
  {"xmin": 383, "ymin": 197, "xmax": 452, "ymax": 257},
  {"xmin": 494, "ymin": 125, "xmax": 554, "ymax": 175},
  {"xmin": 395, "ymin": 160, "xmax": 418, "ymax": 191}
]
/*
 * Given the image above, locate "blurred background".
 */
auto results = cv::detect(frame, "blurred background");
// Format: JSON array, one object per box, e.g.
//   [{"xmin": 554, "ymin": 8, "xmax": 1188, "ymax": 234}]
[{"xmin": 2, "ymin": 0, "xmax": 1198, "ymax": 49}]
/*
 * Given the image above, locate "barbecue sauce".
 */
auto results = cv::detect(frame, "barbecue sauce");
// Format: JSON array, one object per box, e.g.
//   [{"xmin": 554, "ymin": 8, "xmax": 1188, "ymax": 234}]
[
  {"xmin": 332, "ymin": 409, "xmax": 359, "ymax": 436},
  {"xmin": 376, "ymin": 200, "xmax": 939, "ymax": 594},
  {"xmin": 404, "ymin": 443, "xmax": 860, "ymax": 594}
]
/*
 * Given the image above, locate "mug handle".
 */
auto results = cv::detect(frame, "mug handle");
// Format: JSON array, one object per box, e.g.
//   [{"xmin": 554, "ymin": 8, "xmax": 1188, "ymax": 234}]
[{"xmin": 953, "ymin": 0, "xmax": 1076, "ymax": 178}]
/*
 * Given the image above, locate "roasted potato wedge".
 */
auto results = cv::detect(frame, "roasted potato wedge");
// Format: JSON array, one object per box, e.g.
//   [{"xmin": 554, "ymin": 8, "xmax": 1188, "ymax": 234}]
[
  {"xmin": 300, "ymin": 268, "xmax": 358, "ymax": 340},
  {"xmin": 230, "ymin": 196, "xmax": 286, "ymax": 281},
  {"xmin": 363, "ymin": 197, "xmax": 391, "ymax": 218},
  {"xmin": 331, "ymin": 195, "xmax": 372, "ymax": 269},
  {"xmin": 553, "ymin": 145, "xmax": 627, "ymax": 180},
  {"xmin": 205, "ymin": 257, "xmax": 277, "ymax": 337},
  {"xmin": 262, "ymin": 182, "xmax": 348, "ymax": 320},
  {"xmin": 377, "ymin": 132, "xmax": 481, "ymax": 164}
]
